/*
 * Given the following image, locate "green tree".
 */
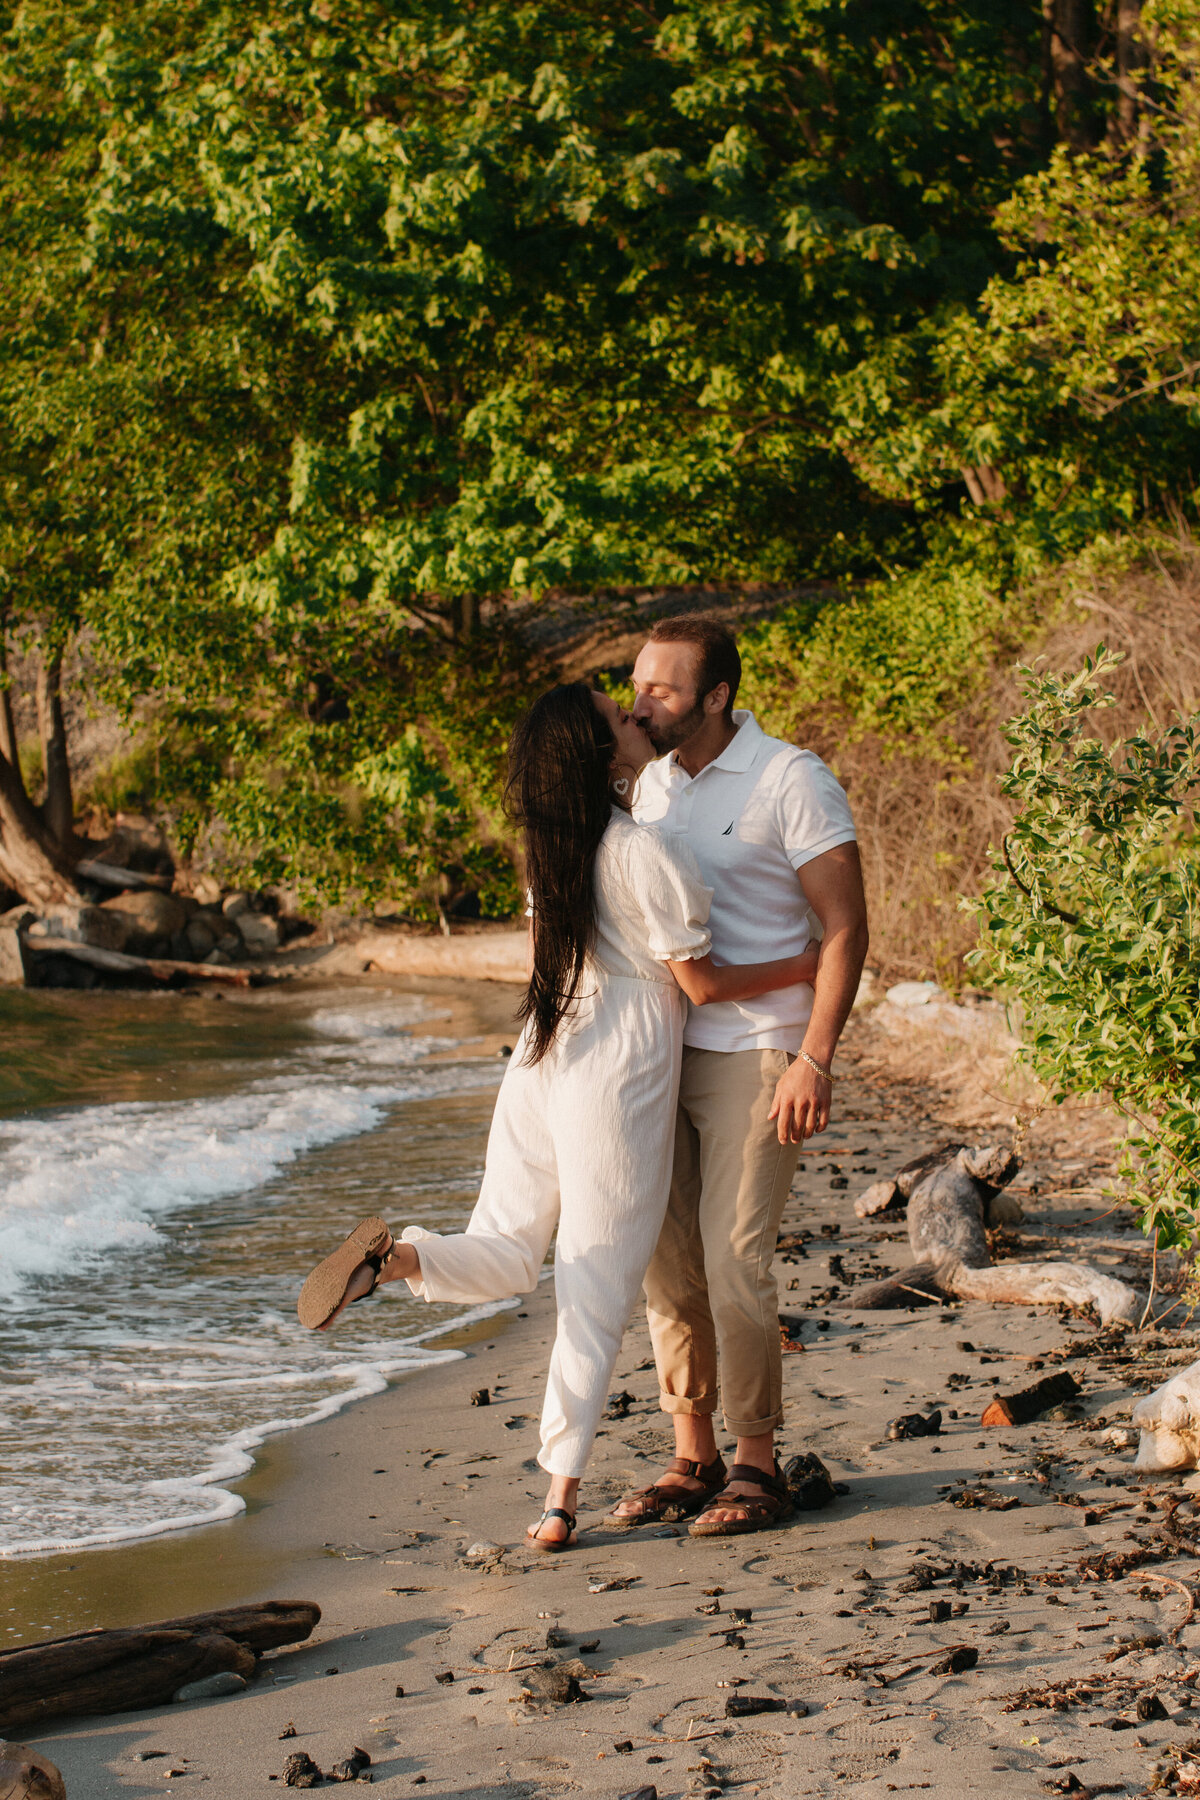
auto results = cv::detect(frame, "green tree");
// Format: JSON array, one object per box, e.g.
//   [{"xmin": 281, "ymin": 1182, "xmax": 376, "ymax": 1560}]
[{"xmin": 0, "ymin": 1, "xmax": 1085, "ymax": 907}]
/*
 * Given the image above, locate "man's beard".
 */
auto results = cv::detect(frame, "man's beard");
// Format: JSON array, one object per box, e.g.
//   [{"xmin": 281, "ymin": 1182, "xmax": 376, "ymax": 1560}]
[{"xmin": 644, "ymin": 699, "xmax": 707, "ymax": 756}]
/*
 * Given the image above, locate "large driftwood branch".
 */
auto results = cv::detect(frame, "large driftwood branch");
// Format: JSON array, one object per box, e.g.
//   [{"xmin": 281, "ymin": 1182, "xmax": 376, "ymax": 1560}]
[
  {"xmin": 846, "ymin": 1144, "xmax": 1144, "ymax": 1327},
  {"xmin": 1133, "ymin": 1361, "xmax": 1200, "ymax": 1474},
  {"xmin": 26, "ymin": 937, "xmax": 256, "ymax": 986},
  {"xmin": 0, "ymin": 1601, "xmax": 319, "ymax": 1735}
]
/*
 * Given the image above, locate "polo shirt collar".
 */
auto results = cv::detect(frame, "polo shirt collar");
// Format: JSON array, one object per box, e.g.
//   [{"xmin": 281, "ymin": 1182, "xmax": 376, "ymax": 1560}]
[{"xmin": 667, "ymin": 709, "xmax": 763, "ymax": 780}]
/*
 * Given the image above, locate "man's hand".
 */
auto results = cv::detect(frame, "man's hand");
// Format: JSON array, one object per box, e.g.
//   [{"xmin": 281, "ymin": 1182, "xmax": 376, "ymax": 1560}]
[{"xmin": 768, "ymin": 1057, "xmax": 832, "ymax": 1145}]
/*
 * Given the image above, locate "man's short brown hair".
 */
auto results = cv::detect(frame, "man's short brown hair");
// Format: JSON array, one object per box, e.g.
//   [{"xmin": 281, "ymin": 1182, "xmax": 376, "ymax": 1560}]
[{"xmin": 647, "ymin": 616, "xmax": 741, "ymax": 720}]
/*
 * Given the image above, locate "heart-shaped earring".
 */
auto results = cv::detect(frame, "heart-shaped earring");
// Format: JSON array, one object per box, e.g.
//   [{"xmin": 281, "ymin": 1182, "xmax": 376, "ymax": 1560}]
[{"xmin": 613, "ymin": 777, "xmax": 630, "ymax": 796}]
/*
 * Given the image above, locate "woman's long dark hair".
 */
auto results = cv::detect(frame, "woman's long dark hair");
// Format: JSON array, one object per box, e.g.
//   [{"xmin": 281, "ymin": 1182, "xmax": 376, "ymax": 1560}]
[{"xmin": 504, "ymin": 682, "xmax": 615, "ymax": 1064}]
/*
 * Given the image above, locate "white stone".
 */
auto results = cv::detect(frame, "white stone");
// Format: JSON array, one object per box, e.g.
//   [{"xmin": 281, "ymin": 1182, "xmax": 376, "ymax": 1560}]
[
  {"xmin": 1133, "ymin": 1358, "xmax": 1200, "ymax": 1472},
  {"xmin": 884, "ymin": 981, "xmax": 943, "ymax": 1008},
  {"xmin": 222, "ymin": 891, "xmax": 250, "ymax": 920},
  {"xmin": 172, "ymin": 1670, "xmax": 247, "ymax": 1703}
]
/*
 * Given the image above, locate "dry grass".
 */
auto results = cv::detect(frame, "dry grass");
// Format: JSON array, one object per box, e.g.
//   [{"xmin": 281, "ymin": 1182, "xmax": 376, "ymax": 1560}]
[{"xmin": 826, "ymin": 544, "xmax": 1200, "ymax": 984}]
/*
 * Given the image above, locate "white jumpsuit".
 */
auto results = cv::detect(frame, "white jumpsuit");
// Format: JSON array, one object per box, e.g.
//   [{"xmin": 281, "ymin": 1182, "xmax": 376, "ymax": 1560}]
[{"xmin": 400, "ymin": 809, "xmax": 713, "ymax": 1477}]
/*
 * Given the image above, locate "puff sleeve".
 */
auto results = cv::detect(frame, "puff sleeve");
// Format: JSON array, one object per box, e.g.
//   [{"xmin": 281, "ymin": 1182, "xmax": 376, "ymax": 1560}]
[{"xmin": 622, "ymin": 827, "xmax": 713, "ymax": 963}]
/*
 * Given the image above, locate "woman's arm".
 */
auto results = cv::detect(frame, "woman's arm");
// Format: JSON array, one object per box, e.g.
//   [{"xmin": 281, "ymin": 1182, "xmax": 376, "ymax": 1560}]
[{"xmin": 665, "ymin": 946, "xmax": 819, "ymax": 1006}]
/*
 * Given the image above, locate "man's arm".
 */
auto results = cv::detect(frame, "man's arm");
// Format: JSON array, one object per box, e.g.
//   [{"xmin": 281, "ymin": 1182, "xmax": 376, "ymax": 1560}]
[{"xmin": 768, "ymin": 842, "xmax": 869, "ymax": 1145}]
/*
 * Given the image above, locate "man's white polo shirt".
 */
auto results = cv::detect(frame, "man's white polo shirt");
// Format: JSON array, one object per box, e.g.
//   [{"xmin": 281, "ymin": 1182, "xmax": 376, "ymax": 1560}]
[{"xmin": 633, "ymin": 710, "xmax": 856, "ymax": 1053}]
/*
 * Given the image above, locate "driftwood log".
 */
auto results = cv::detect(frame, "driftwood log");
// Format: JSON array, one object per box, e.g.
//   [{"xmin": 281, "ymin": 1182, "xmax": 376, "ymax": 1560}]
[
  {"xmin": 1133, "ymin": 1360, "xmax": 1200, "ymax": 1473},
  {"xmin": 846, "ymin": 1144, "xmax": 1144, "ymax": 1327},
  {"xmin": 26, "ymin": 938, "xmax": 257, "ymax": 987},
  {"xmin": 0, "ymin": 1601, "xmax": 319, "ymax": 1735},
  {"xmin": 0, "ymin": 1742, "xmax": 65, "ymax": 1800}
]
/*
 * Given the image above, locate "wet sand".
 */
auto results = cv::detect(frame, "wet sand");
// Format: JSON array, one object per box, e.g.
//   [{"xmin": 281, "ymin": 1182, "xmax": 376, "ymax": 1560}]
[{"xmin": 18, "ymin": 1021, "xmax": 1195, "ymax": 1799}]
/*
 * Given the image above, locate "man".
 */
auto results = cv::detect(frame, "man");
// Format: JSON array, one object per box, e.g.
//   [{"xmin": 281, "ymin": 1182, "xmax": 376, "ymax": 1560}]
[{"xmin": 609, "ymin": 616, "xmax": 868, "ymax": 1536}]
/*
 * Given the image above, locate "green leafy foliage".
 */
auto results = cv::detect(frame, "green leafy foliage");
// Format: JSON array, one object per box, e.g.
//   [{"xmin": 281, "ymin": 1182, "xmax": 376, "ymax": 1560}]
[
  {"xmin": 974, "ymin": 650, "xmax": 1200, "ymax": 1247},
  {"xmin": 0, "ymin": 0, "xmax": 1057, "ymax": 906}
]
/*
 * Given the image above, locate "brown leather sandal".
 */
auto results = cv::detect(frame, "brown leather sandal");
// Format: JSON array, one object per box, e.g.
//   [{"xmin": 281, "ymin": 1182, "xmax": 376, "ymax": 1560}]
[
  {"xmin": 603, "ymin": 1455, "xmax": 728, "ymax": 1529},
  {"xmin": 687, "ymin": 1461, "xmax": 793, "ymax": 1537}
]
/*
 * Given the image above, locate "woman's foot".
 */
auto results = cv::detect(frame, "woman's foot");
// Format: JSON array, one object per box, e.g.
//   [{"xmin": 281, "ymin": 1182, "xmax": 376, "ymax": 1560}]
[{"xmin": 526, "ymin": 1478, "xmax": 580, "ymax": 1550}]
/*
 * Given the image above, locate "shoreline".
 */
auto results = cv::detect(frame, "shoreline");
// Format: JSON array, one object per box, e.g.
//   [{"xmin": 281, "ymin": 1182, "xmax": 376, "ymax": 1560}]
[{"xmin": 19, "ymin": 1021, "xmax": 1190, "ymax": 1799}]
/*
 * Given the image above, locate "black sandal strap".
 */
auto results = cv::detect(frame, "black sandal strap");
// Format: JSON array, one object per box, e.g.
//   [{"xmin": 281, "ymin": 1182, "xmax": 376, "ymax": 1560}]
[{"xmin": 536, "ymin": 1507, "xmax": 576, "ymax": 1530}]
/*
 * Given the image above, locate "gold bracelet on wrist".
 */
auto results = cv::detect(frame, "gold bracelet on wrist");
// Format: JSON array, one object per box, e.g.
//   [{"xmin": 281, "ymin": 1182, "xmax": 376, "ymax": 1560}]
[{"xmin": 799, "ymin": 1049, "xmax": 836, "ymax": 1083}]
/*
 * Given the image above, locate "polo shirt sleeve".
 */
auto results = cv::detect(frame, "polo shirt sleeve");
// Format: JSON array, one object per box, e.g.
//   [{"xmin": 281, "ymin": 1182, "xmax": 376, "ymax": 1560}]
[
  {"xmin": 625, "ymin": 828, "xmax": 714, "ymax": 963},
  {"xmin": 778, "ymin": 750, "xmax": 858, "ymax": 871}
]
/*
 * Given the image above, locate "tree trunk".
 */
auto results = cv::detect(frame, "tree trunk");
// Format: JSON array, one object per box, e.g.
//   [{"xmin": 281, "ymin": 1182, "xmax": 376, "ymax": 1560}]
[
  {"xmin": 453, "ymin": 592, "xmax": 477, "ymax": 639},
  {"xmin": 1112, "ymin": 0, "xmax": 1145, "ymax": 146},
  {"xmin": 1042, "ymin": 0, "xmax": 1099, "ymax": 148},
  {"xmin": 0, "ymin": 638, "xmax": 21, "ymax": 788},
  {"xmin": 0, "ymin": 753, "xmax": 81, "ymax": 908},
  {"xmin": 35, "ymin": 652, "xmax": 74, "ymax": 851}
]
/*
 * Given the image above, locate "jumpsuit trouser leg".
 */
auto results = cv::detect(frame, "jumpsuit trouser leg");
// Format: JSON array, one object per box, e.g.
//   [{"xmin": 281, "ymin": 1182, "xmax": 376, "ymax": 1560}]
[{"xmin": 402, "ymin": 977, "xmax": 683, "ymax": 1478}]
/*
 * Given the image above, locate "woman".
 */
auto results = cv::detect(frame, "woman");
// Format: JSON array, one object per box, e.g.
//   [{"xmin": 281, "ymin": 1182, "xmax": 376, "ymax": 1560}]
[{"xmin": 298, "ymin": 683, "xmax": 817, "ymax": 1550}]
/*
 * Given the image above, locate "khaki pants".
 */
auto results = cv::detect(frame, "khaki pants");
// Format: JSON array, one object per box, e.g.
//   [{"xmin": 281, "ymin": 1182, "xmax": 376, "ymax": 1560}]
[{"xmin": 643, "ymin": 1046, "xmax": 800, "ymax": 1438}]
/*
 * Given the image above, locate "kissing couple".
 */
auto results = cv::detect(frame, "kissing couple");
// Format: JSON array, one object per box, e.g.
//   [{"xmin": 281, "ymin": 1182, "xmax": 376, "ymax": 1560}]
[{"xmin": 300, "ymin": 616, "xmax": 868, "ymax": 1550}]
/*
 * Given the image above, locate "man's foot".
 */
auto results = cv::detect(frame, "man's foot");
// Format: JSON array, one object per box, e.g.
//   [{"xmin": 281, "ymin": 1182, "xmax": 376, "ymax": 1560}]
[
  {"xmin": 604, "ymin": 1455, "xmax": 727, "ymax": 1527},
  {"xmin": 688, "ymin": 1461, "xmax": 792, "ymax": 1536}
]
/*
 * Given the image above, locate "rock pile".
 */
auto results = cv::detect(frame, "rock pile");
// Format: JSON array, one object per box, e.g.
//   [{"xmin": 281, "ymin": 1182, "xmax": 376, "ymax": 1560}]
[{"xmin": 0, "ymin": 816, "xmax": 313, "ymax": 988}]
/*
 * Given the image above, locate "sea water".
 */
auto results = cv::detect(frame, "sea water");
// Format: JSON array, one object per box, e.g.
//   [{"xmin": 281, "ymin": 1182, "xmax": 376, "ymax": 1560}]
[{"xmin": 0, "ymin": 980, "xmax": 510, "ymax": 1561}]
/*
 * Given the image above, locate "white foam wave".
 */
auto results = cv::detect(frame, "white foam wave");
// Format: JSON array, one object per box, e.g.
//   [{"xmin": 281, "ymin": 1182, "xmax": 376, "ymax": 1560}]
[
  {"xmin": 0, "ymin": 1298, "xmax": 520, "ymax": 1559},
  {"xmin": 0, "ymin": 1062, "xmax": 500, "ymax": 1306}
]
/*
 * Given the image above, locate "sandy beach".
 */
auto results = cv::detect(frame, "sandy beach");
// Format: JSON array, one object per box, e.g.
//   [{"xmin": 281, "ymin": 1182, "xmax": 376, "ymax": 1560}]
[{"xmin": 13, "ymin": 1014, "xmax": 1196, "ymax": 1799}]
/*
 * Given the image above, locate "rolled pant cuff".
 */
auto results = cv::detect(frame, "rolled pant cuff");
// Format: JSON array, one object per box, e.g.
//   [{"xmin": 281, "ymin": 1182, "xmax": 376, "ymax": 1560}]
[
  {"xmin": 658, "ymin": 1391, "xmax": 719, "ymax": 1417},
  {"xmin": 722, "ymin": 1410, "xmax": 784, "ymax": 1438}
]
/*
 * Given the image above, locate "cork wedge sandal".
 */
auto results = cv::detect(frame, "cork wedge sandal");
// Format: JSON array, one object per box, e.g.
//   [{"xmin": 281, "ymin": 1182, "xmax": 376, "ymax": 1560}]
[{"xmin": 298, "ymin": 1216, "xmax": 394, "ymax": 1330}]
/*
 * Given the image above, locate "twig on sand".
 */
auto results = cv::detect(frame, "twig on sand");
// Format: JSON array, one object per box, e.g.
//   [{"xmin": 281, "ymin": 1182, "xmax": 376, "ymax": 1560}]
[{"xmin": 1140, "ymin": 1571, "xmax": 1198, "ymax": 1639}]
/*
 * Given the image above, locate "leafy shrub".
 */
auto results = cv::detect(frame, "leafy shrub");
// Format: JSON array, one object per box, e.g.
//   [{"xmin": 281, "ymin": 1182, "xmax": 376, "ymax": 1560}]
[{"xmin": 974, "ymin": 649, "xmax": 1200, "ymax": 1249}]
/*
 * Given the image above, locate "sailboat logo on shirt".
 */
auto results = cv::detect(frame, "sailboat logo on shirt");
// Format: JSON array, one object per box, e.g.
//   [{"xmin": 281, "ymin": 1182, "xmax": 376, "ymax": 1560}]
[{"xmin": 721, "ymin": 822, "xmax": 734, "ymax": 835}]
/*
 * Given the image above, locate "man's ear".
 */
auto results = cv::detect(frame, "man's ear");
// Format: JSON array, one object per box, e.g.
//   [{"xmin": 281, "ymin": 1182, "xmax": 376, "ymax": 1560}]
[{"xmin": 704, "ymin": 682, "xmax": 729, "ymax": 715}]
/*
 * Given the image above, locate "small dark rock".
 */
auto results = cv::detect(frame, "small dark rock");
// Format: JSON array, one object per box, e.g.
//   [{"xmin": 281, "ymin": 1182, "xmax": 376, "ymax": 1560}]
[
  {"xmin": 470, "ymin": 1388, "xmax": 490, "ymax": 1407},
  {"xmin": 728, "ymin": 1609, "xmax": 752, "ymax": 1626},
  {"xmin": 279, "ymin": 1724, "xmax": 298, "ymax": 1741},
  {"xmin": 329, "ymin": 1748, "xmax": 372, "ymax": 1782},
  {"xmin": 434, "ymin": 1670, "xmax": 455, "ymax": 1685},
  {"xmin": 604, "ymin": 1390, "xmax": 636, "ymax": 1419},
  {"xmin": 928, "ymin": 1600, "xmax": 952, "ymax": 1624},
  {"xmin": 282, "ymin": 1751, "xmax": 325, "ymax": 1788},
  {"xmin": 394, "ymin": 1685, "xmax": 405, "ymax": 1697},
  {"xmin": 782, "ymin": 1451, "xmax": 838, "ymax": 1511},
  {"xmin": 725, "ymin": 1695, "xmax": 805, "ymax": 1717},
  {"xmin": 887, "ymin": 1410, "xmax": 942, "ymax": 1441},
  {"xmin": 618, "ymin": 1789, "xmax": 657, "ymax": 1800},
  {"xmin": 1136, "ymin": 1694, "xmax": 1169, "ymax": 1721},
  {"xmin": 578, "ymin": 1638, "xmax": 600, "ymax": 1653},
  {"xmin": 931, "ymin": 1646, "xmax": 979, "ymax": 1675},
  {"xmin": 614, "ymin": 1740, "xmax": 634, "ymax": 1754}
]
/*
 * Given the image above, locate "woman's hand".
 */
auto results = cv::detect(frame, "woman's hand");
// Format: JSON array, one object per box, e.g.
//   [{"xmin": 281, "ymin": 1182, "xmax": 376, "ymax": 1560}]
[{"xmin": 667, "ymin": 946, "xmax": 819, "ymax": 1006}]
